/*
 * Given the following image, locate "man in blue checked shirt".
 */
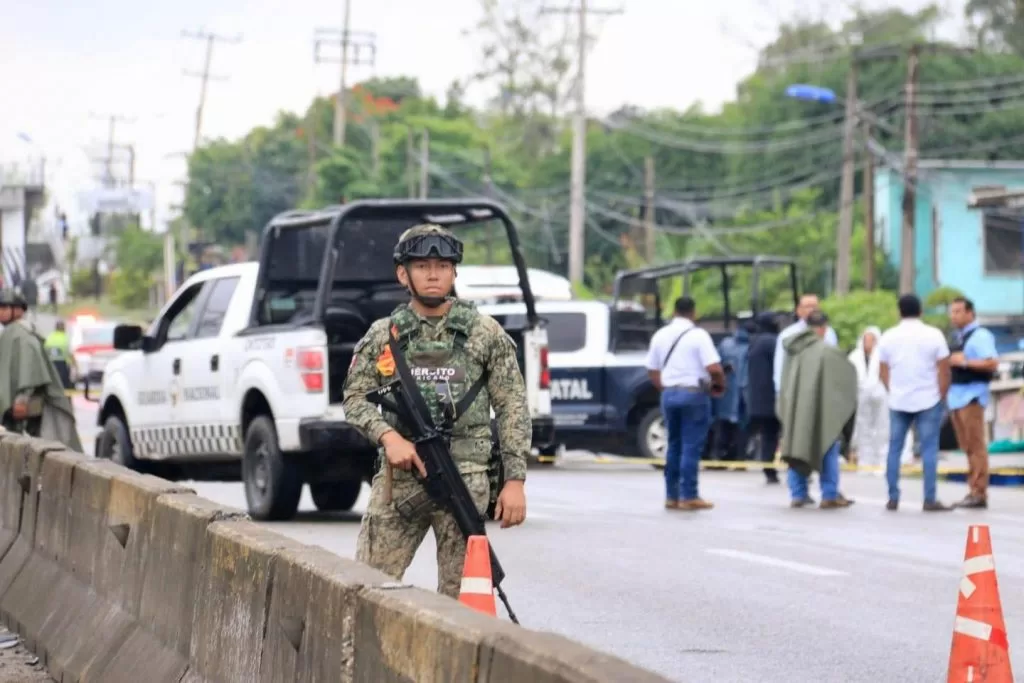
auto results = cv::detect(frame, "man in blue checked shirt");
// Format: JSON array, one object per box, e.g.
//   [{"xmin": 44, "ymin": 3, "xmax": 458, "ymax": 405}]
[{"xmin": 946, "ymin": 296, "xmax": 1000, "ymax": 509}]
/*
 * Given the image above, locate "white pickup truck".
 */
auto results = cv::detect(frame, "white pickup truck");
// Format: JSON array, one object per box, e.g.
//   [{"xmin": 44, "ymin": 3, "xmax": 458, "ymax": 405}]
[{"xmin": 88, "ymin": 199, "xmax": 555, "ymax": 521}]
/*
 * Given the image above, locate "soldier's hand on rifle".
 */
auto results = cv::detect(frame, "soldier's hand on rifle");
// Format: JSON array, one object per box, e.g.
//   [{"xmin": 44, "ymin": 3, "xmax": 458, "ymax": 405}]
[
  {"xmin": 380, "ymin": 430, "xmax": 427, "ymax": 478},
  {"xmin": 494, "ymin": 480, "xmax": 526, "ymax": 528}
]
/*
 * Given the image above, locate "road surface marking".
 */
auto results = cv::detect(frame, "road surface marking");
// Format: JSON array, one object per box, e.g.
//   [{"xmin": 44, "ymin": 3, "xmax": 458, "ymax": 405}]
[{"xmin": 705, "ymin": 549, "xmax": 849, "ymax": 577}]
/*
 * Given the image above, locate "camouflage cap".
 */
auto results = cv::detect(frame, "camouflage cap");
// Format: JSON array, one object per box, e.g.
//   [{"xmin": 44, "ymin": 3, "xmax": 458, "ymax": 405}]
[
  {"xmin": 394, "ymin": 223, "xmax": 464, "ymax": 264},
  {"xmin": 398, "ymin": 223, "xmax": 454, "ymax": 242}
]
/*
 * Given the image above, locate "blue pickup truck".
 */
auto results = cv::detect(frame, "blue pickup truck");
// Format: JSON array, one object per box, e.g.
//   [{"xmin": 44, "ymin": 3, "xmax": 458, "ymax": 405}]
[{"xmin": 479, "ymin": 256, "xmax": 801, "ymax": 460}]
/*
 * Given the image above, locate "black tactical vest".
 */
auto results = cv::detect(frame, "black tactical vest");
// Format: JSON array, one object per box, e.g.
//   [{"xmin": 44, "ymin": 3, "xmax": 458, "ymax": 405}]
[{"xmin": 950, "ymin": 327, "xmax": 996, "ymax": 385}]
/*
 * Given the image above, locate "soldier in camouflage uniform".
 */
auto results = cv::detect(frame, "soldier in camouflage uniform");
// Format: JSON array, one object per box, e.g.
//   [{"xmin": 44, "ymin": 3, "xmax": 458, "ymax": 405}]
[{"xmin": 342, "ymin": 224, "xmax": 531, "ymax": 598}]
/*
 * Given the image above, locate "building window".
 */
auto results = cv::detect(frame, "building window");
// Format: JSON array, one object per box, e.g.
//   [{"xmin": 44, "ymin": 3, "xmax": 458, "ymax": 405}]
[{"xmin": 982, "ymin": 212, "xmax": 1024, "ymax": 276}]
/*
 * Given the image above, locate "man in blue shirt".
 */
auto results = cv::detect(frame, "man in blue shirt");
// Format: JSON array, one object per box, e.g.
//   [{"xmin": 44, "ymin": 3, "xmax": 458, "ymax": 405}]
[{"xmin": 947, "ymin": 296, "xmax": 999, "ymax": 509}]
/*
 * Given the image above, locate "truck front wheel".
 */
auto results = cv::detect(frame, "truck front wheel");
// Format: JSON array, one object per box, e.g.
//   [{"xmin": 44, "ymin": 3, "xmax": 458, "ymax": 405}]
[
  {"xmin": 98, "ymin": 414, "xmax": 141, "ymax": 470},
  {"xmin": 310, "ymin": 480, "xmax": 362, "ymax": 512},
  {"xmin": 242, "ymin": 416, "xmax": 303, "ymax": 521}
]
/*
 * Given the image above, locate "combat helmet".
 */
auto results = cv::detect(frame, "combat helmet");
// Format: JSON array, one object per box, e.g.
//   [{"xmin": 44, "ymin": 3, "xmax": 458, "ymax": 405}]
[
  {"xmin": 393, "ymin": 224, "xmax": 464, "ymax": 265},
  {"xmin": 0, "ymin": 288, "xmax": 26, "ymax": 310}
]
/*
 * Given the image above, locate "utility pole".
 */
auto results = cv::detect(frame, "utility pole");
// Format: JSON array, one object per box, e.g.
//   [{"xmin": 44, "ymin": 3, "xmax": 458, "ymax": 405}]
[
  {"xmin": 314, "ymin": 20, "xmax": 377, "ymax": 147},
  {"xmin": 126, "ymin": 145, "xmax": 136, "ymax": 187},
  {"xmin": 863, "ymin": 122, "xmax": 876, "ymax": 291},
  {"xmin": 304, "ymin": 109, "xmax": 317, "ymax": 197},
  {"xmin": 89, "ymin": 114, "xmax": 135, "ymax": 187},
  {"xmin": 370, "ymin": 120, "xmax": 381, "ymax": 176},
  {"xmin": 541, "ymin": 0, "xmax": 623, "ymax": 286},
  {"xmin": 900, "ymin": 44, "xmax": 920, "ymax": 295},
  {"xmin": 643, "ymin": 155, "xmax": 656, "ymax": 263},
  {"xmin": 418, "ymin": 128, "xmax": 430, "ymax": 199},
  {"xmin": 182, "ymin": 30, "xmax": 242, "ymax": 151},
  {"xmin": 406, "ymin": 129, "xmax": 415, "ymax": 198},
  {"xmin": 835, "ymin": 59, "xmax": 858, "ymax": 296},
  {"xmin": 844, "ymin": 42, "xmax": 972, "ymax": 294},
  {"xmin": 482, "ymin": 147, "xmax": 495, "ymax": 262}
]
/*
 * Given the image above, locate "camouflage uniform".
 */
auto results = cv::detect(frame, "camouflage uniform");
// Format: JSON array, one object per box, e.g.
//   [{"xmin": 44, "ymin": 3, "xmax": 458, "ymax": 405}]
[{"xmin": 342, "ymin": 224, "xmax": 531, "ymax": 598}]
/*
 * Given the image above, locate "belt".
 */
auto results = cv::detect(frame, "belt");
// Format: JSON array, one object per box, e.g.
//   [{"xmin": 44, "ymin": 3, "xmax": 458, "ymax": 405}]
[{"xmin": 663, "ymin": 385, "xmax": 703, "ymax": 392}]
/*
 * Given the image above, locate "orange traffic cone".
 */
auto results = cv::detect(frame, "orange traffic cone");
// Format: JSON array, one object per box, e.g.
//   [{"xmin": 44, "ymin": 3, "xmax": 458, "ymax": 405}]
[
  {"xmin": 458, "ymin": 535, "xmax": 497, "ymax": 617},
  {"xmin": 947, "ymin": 525, "xmax": 1014, "ymax": 683}
]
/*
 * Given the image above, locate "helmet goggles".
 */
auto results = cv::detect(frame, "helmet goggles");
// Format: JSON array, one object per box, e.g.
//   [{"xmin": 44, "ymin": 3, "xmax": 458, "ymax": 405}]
[{"xmin": 394, "ymin": 233, "xmax": 464, "ymax": 264}]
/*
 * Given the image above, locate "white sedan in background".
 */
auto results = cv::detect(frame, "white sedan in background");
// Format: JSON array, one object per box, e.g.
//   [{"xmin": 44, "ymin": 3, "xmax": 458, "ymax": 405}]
[{"xmin": 68, "ymin": 317, "xmax": 120, "ymax": 385}]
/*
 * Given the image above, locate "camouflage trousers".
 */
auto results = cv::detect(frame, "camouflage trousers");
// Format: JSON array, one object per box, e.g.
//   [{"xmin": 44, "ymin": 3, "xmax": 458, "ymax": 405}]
[{"xmin": 355, "ymin": 468, "xmax": 490, "ymax": 599}]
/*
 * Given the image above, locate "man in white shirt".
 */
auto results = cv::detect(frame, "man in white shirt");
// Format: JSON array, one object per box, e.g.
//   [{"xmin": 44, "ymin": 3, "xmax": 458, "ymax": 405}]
[
  {"xmin": 877, "ymin": 294, "xmax": 953, "ymax": 512},
  {"xmin": 645, "ymin": 296, "xmax": 726, "ymax": 511},
  {"xmin": 773, "ymin": 293, "xmax": 838, "ymax": 394}
]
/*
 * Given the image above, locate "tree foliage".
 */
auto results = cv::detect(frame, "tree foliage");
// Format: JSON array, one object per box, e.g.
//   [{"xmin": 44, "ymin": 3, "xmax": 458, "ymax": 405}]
[{"xmin": 182, "ymin": 3, "xmax": 1024, "ymax": 297}]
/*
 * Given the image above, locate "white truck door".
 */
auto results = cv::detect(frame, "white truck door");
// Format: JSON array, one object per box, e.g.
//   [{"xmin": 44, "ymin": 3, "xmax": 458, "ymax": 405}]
[
  {"xmin": 132, "ymin": 280, "xmax": 208, "ymax": 459},
  {"xmin": 174, "ymin": 274, "xmax": 243, "ymax": 455}
]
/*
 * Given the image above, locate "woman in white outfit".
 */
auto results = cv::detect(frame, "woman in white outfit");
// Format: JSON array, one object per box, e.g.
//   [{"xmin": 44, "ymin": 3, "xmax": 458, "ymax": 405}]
[{"xmin": 848, "ymin": 326, "xmax": 914, "ymax": 472}]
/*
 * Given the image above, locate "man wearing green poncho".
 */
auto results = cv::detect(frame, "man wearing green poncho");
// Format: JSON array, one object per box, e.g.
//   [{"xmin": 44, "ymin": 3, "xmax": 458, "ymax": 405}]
[
  {"xmin": 776, "ymin": 310, "xmax": 857, "ymax": 509},
  {"xmin": 0, "ymin": 289, "xmax": 83, "ymax": 451}
]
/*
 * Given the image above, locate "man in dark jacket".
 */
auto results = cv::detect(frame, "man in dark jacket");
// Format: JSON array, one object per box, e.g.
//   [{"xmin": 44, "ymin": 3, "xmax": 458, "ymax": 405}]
[{"xmin": 745, "ymin": 313, "xmax": 781, "ymax": 483}]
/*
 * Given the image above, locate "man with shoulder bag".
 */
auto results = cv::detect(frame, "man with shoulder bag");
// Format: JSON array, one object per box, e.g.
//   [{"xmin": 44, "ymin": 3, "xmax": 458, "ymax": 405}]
[{"xmin": 645, "ymin": 297, "xmax": 727, "ymax": 511}]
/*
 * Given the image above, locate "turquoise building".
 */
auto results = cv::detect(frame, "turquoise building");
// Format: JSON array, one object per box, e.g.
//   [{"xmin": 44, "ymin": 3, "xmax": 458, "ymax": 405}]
[{"xmin": 874, "ymin": 160, "xmax": 1024, "ymax": 352}]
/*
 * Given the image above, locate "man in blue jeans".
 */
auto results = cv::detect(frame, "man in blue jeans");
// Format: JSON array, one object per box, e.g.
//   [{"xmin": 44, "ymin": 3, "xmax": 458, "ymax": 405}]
[
  {"xmin": 877, "ymin": 294, "xmax": 953, "ymax": 511},
  {"xmin": 646, "ymin": 297, "xmax": 727, "ymax": 511}
]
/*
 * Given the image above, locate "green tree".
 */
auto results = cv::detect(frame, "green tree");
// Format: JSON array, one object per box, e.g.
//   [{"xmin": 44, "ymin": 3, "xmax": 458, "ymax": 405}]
[
  {"xmin": 965, "ymin": 0, "xmax": 1024, "ymax": 54},
  {"xmin": 109, "ymin": 224, "xmax": 163, "ymax": 310},
  {"xmin": 820, "ymin": 290, "xmax": 901, "ymax": 350}
]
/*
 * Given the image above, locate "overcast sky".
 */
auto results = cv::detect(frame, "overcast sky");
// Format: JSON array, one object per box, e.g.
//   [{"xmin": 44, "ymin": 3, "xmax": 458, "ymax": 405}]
[{"xmin": 0, "ymin": 0, "xmax": 964, "ymax": 234}]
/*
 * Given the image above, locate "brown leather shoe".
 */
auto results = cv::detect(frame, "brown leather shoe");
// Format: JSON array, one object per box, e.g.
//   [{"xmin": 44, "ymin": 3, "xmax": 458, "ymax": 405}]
[
  {"xmin": 886, "ymin": 500, "xmax": 898, "ymax": 511},
  {"xmin": 678, "ymin": 498, "xmax": 714, "ymax": 511},
  {"xmin": 953, "ymin": 496, "xmax": 988, "ymax": 509},
  {"xmin": 820, "ymin": 496, "xmax": 854, "ymax": 509},
  {"xmin": 665, "ymin": 500, "xmax": 679, "ymax": 510},
  {"xmin": 790, "ymin": 497, "xmax": 815, "ymax": 508},
  {"xmin": 923, "ymin": 500, "xmax": 954, "ymax": 512}
]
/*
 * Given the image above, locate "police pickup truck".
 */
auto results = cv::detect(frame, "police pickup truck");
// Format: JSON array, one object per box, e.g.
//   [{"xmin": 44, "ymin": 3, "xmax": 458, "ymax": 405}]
[
  {"xmin": 482, "ymin": 256, "xmax": 801, "ymax": 460},
  {"xmin": 480, "ymin": 299, "xmax": 663, "ymax": 458},
  {"xmin": 88, "ymin": 199, "xmax": 554, "ymax": 521}
]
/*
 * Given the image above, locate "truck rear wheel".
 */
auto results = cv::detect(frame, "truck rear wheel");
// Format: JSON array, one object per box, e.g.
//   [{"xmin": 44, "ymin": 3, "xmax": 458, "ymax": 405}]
[
  {"xmin": 310, "ymin": 480, "xmax": 362, "ymax": 512},
  {"xmin": 242, "ymin": 416, "xmax": 303, "ymax": 521}
]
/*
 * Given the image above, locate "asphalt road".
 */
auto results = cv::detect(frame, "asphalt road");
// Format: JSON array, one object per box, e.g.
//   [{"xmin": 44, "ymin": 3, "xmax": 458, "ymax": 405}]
[{"xmin": 71, "ymin": 398, "xmax": 1024, "ymax": 683}]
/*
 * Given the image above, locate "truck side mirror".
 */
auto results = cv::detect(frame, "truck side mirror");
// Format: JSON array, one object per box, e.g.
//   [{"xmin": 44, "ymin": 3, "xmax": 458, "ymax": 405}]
[{"xmin": 113, "ymin": 324, "xmax": 144, "ymax": 351}]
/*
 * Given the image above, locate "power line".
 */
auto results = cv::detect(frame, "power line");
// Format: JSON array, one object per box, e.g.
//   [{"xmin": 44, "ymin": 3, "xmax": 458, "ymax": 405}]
[
  {"xmin": 314, "ymin": 7, "xmax": 377, "ymax": 148},
  {"xmin": 182, "ymin": 29, "xmax": 243, "ymax": 150}
]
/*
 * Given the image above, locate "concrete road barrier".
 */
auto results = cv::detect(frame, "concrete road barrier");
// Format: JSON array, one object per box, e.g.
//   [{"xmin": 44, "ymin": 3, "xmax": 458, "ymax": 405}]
[{"xmin": 0, "ymin": 432, "xmax": 674, "ymax": 683}]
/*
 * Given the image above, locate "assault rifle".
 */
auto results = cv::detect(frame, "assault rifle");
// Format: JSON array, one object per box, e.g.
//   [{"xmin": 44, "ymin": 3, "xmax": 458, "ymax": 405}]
[{"xmin": 366, "ymin": 331, "xmax": 520, "ymax": 624}]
